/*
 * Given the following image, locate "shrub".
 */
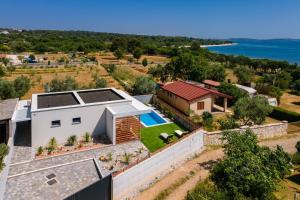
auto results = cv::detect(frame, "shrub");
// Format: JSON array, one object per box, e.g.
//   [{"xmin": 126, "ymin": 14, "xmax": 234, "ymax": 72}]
[
  {"xmin": 202, "ymin": 112, "xmax": 213, "ymax": 129},
  {"xmin": 48, "ymin": 137, "xmax": 58, "ymax": 150},
  {"xmin": 269, "ymin": 107, "xmax": 300, "ymax": 122},
  {"xmin": 123, "ymin": 152, "xmax": 132, "ymax": 164},
  {"xmin": 296, "ymin": 141, "xmax": 300, "ymax": 152},
  {"xmin": 47, "ymin": 146, "xmax": 55, "ymax": 154},
  {"xmin": 37, "ymin": 146, "xmax": 43, "ymax": 156},
  {"xmin": 66, "ymin": 135, "xmax": 77, "ymax": 146},
  {"xmin": 95, "ymin": 77, "xmax": 107, "ymax": 88},
  {"xmin": 142, "ymin": 58, "xmax": 148, "ymax": 67},
  {"xmin": 218, "ymin": 118, "xmax": 239, "ymax": 130},
  {"xmin": 292, "ymin": 152, "xmax": 300, "ymax": 165},
  {"xmin": 186, "ymin": 180, "xmax": 229, "ymax": 200},
  {"xmin": 83, "ymin": 132, "xmax": 91, "ymax": 143},
  {"xmin": 0, "ymin": 144, "xmax": 9, "ymax": 172}
]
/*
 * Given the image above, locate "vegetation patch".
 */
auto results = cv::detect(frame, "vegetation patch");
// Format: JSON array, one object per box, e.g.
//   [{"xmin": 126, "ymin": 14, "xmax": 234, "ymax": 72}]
[
  {"xmin": 269, "ymin": 106, "xmax": 300, "ymax": 122},
  {"xmin": 154, "ymin": 171, "xmax": 195, "ymax": 200}
]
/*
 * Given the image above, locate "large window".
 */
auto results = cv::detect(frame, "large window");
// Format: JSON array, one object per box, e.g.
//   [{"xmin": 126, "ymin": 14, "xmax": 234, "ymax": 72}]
[
  {"xmin": 72, "ymin": 117, "xmax": 81, "ymax": 124},
  {"xmin": 51, "ymin": 120, "xmax": 61, "ymax": 127},
  {"xmin": 197, "ymin": 102, "xmax": 205, "ymax": 110}
]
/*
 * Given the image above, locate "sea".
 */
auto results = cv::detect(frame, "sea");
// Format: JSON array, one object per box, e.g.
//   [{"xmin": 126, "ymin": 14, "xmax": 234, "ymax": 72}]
[{"xmin": 207, "ymin": 39, "xmax": 300, "ymax": 64}]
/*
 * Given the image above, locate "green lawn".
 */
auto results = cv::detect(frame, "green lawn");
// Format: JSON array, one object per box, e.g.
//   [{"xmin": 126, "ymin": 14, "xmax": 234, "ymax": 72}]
[{"xmin": 141, "ymin": 123, "xmax": 186, "ymax": 152}]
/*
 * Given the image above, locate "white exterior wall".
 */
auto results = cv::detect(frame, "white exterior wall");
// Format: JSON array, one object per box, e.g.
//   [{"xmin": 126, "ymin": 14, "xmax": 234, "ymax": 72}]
[
  {"xmin": 106, "ymin": 109, "xmax": 115, "ymax": 145},
  {"xmin": 113, "ymin": 130, "xmax": 204, "ymax": 200},
  {"xmin": 189, "ymin": 94, "xmax": 213, "ymax": 115},
  {"xmin": 31, "ymin": 102, "xmax": 127, "ymax": 147}
]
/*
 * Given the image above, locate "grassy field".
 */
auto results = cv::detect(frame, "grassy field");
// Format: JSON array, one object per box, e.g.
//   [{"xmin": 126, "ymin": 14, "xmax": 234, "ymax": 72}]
[
  {"xmin": 141, "ymin": 123, "xmax": 186, "ymax": 152},
  {"xmin": 279, "ymin": 92, "xmax": 300, "ymax": 114},
  {"xmin": 3, "ymin": 64, "xmax": 124, "ymax": 99}
]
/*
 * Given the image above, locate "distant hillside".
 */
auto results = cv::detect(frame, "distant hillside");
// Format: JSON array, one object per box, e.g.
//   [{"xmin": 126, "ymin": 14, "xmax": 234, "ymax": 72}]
[{"xmin": 0, "ymin": 28, "xmax": 231, "ymax": 54}]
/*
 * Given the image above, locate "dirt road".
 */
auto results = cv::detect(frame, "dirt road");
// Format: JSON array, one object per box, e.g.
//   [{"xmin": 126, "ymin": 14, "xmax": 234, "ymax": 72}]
[{"xmin": 134, "ymin": 133, "xmax": 300, "ymax": 200}]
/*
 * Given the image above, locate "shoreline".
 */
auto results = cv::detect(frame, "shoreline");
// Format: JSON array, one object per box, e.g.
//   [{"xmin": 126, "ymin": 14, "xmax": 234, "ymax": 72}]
[{"xmin": 200, "ymin": 43, "xmax": 238, "ymax": 48}]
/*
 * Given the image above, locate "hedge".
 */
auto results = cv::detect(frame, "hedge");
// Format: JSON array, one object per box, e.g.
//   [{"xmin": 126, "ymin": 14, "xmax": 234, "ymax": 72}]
[{"xmin": 269, "ymin": 107, "xmax": 300, "ymax": 122}]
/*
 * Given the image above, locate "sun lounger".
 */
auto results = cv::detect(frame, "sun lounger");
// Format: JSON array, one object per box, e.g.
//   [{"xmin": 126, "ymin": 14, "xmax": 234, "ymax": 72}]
[
  {"xmin": 160, "ymin": 133, "xmax": 169, "ymax": 140},
  {"xmin": 160, "ymin": 133, "xmax": 173, "ymax": 143},
  {"xmin": 174, "ymin": 130, "xmax": 184, "ymax": 137}
]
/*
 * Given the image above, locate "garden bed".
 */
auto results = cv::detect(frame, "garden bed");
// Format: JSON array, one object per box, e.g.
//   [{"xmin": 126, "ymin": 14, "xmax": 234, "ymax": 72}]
[{"xmin": 35, "ymin": 134, "xmax": 111, "ymax": 158}]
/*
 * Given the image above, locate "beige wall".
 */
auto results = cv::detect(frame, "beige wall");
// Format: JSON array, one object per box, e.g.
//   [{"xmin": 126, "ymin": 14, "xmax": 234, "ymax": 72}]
[
  {"xmin": 190, "ymin": 94, "xmax": 213, "ymax": 115},
  {"xmin": 157, "ymin": 89, "xmax": 190, "ymax": 114},
  {"xmin": 157, "ymin": 89, "xmax": 213, "ymax": 116}
]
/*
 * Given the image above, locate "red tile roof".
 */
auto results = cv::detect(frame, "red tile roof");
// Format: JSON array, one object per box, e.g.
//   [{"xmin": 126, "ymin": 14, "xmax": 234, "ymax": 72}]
[
  {"xmin": 203, "ymin": 79, "xmax": 221, "ymax": 87},
  {"xmin": 161, "ymin": 80, "xmax": 231, "ymax": 101}
]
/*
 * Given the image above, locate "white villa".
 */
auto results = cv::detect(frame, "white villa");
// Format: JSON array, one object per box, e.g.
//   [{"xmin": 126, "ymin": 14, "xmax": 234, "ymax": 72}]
[{"xmin": 4, "ymin": 88, "xmax": 151, "ymax": 148}]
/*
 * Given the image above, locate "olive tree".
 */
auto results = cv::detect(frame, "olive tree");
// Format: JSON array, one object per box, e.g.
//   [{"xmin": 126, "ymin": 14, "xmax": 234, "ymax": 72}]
[
  {"xmin": 233, "ymin": 96, "xmax": 273, "ymax": 125},
  {"xmin": 211, "ymin": 129, "xmax": 291, "ymax": 199},
  {"xmin": 132, "ymin": 76, "xmax": 156, "ymax": 95}
]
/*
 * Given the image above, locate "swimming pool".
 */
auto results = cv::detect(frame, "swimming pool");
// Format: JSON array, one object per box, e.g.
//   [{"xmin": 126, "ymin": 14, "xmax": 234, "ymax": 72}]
[{"xmin": 140, "ymin": 111, "xmax": 168, "ymax": 127}]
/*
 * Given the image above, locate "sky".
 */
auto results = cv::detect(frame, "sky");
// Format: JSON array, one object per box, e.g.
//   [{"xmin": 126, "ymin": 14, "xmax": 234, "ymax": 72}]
[{"xmin": 1, "ymin": 0, "xmax": 300, "ymax": 39}]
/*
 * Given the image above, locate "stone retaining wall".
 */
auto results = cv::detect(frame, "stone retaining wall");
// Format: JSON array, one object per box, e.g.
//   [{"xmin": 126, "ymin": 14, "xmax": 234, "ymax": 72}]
[{"xmin": 204, "ymin": 121, "xmax": 288, "ymax": 146}]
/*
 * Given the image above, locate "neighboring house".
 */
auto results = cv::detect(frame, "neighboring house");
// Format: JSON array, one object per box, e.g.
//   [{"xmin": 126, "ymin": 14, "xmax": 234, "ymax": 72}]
[
  {"xmin": 234, "ymin": 84, "xmax": 257, "ymax": 97},
  {"xmin": 6, "ymin": 55, "xmax": 22, "ymax": 65},
  {"xmin": 259, "ymin": 95, "xmax": 278, "ymax": 106},
  {"xmin": 7, "ymin": 88, "xmax": 151, "ymax": 148},
  {"xmin": 203, "ymin": 79, "xmax": 221, "ymax": 89},
  {"xmin": 157, "ymin": 80, "xmax": 231, "ymax": 116},
  {"xmin": 0, "ymin": 31, "xmax": 9, "ymax": 35}
]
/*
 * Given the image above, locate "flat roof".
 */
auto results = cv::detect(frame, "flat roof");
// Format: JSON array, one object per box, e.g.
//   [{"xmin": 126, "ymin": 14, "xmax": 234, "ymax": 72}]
[
  {"xmin": 0, "ymin": 98, "xmax": 18, "ymax": 121},
  {"xmin": 77, "ymin": 89, "xmax": 124, "ymax": 104},
  {"xmin": 37, "ymin": 93, "xmax": 80, "ymax": 109},
  {"xmin": 31, "ymin": 88, "xmax": 132, "ymax": 112}
]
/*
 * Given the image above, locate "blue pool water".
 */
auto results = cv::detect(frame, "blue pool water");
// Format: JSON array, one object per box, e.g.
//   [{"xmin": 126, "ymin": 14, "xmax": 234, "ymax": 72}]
[
  {"xmin": 140, "ymin": 111, "xmax": 167, "ymax": 127},
  {"xmin": 207, "ymin": 39, "xmax": 300, "ymax": 64}
]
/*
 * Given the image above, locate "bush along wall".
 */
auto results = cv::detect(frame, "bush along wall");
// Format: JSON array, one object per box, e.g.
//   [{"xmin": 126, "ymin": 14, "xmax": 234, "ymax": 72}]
[{"xmin": 269, "ymin": 107, "xmax": 300, "ymax": 122}]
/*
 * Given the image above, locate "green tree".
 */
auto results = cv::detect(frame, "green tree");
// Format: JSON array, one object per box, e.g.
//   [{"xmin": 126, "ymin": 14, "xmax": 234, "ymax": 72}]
[
  {"xmin": 0, "ymin": 79, "xmax": 15, "ymax": 99},
  {"xmin": 63, "ymin": 76, "xmax": 79, "ymax": 91},
  {"xmin": 274, "ymin": 71, "xmax": 292, "ymax": 89},
  {"xmin": 48, "ymin": 76, "xmax": 78, "ymax": 92},
  {"xmin": 292, "ymin": 79, "xmax": 300, "ymax": 95},
  {"xmin": 132, "ymin": 76, "xmax": 156, "ymax": 95},
  {"xmin": 218, "ymin": 83, "xmax": 247, "ymax": 106},
  {"xmin": 1, "ymin": 58, "xmax": 9, "ymax": 66},
  {"xmin": 13, "ymin": 75, "xmax": 31, "ymax": 98},
  {"xmin": 234, "ymin": 66, "xmax": 253, "ymax": 85},
  {"xmin": 133, "ymin": 48, "xmax": 143, "ymax": 60},
  {"xmin": 211, "ymin": 129, "xmax": 291, "ymax": 199},
  {"xmin": 142, "ymin": 58, "xmax": 148, "ymax": 67},
  {"xmin": 207, "ymin": 65, "xmax": 226, "ymax": 82},
  {"xmin": 113, "ymin": 48, "xmax": 125, "ymax": 59},
  {"xmin": 190, "ymin": 41, "xmax": 201, "ymax": 51},
  {"xmin": 256, "ymin": 84, "xmax": 283, "ymax": 103},
  {"xmin": 0, "ymin": 65, "xmax": 6, "ymax": 77},
  {"xmin": 233, "ymin": 96, "xmax": 273, "ymax": 125},
  {"xmin": 148, "ymin": 64, "xmax": 168, "ymax": 82}
]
